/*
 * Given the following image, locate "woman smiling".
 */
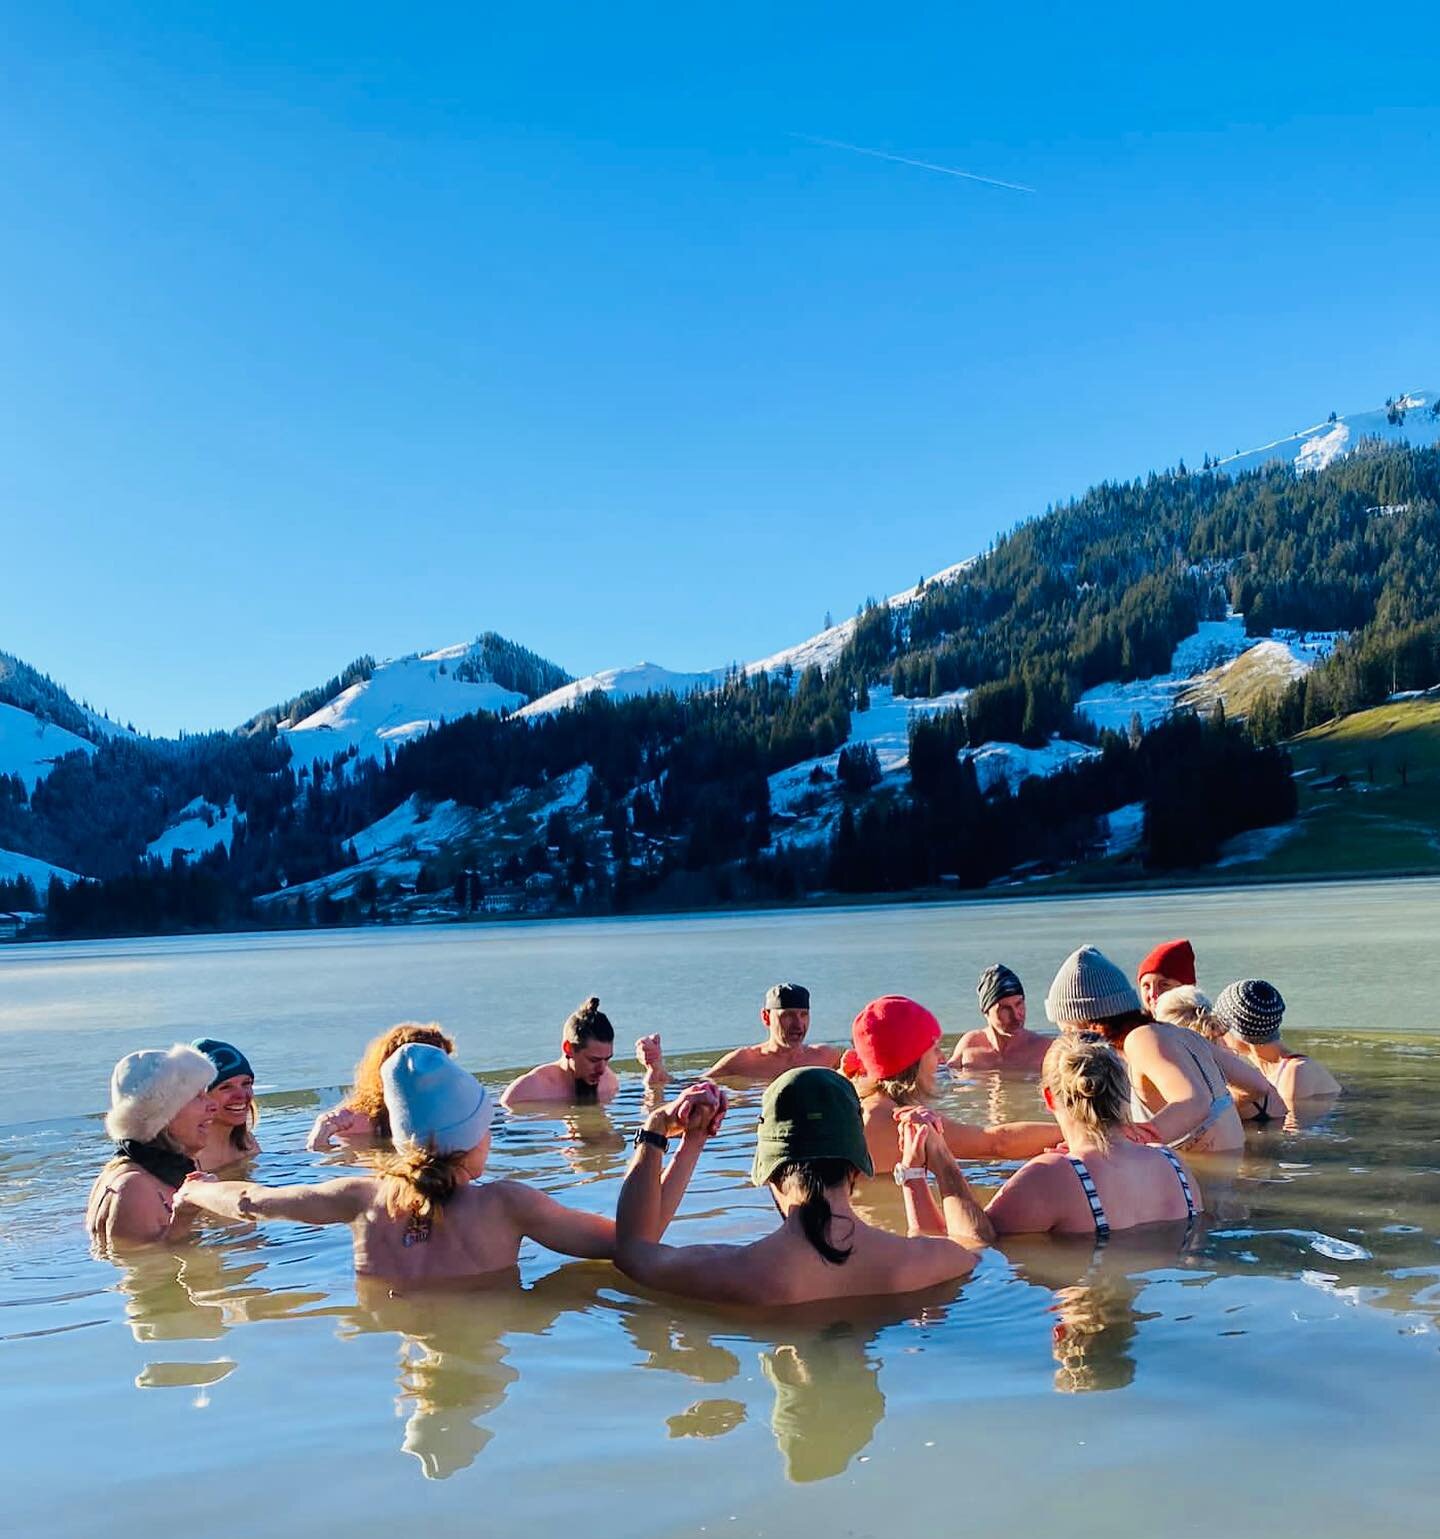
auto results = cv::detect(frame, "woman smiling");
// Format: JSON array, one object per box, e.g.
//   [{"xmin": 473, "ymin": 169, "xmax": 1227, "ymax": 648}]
[{"xmin": 192, "ymin": 1038, "xmax": 260, "ymax": 1173}]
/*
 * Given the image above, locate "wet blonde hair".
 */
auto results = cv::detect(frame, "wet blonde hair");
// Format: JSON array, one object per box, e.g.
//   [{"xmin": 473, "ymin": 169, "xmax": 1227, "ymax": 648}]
[
  {"xmin": 372, "ymin": 1142, "xmax": 473, "ymax": 1224},
  {"xmin": 1042, "ymin": 1035, "xmax": 1131, "ymax": 1145},
  {"xmin": 1153, "ymin": 985, "xmax": 1223, "ymax": 1041},
  {"xmin": 347, "ymin": 1023, "xmax": 456, "ymax": 1136}
]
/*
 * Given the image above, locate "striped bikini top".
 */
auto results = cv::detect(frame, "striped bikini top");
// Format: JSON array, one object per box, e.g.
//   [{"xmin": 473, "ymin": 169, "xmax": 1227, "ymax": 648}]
[{"xmin": 1065, "ymin": 1146, "xmax": 1197, "ymax": 1240}]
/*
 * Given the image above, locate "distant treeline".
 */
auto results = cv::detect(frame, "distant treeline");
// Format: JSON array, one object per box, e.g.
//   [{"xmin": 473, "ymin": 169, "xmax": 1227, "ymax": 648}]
[{"xmin": 11, "ymin": 443, "xmax": 1440, "ymax": 937}]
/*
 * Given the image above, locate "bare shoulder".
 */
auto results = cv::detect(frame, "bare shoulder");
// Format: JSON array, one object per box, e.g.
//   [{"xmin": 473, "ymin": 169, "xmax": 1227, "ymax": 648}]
[
  {"xmin": 903, "ymin": 1231, "xmax": 981, "ymax": 1282},
  {"xmin": 105, "ymin": 1168, "xmax": 174, "ymax": 1240},
  {"xmin": 805, "ymin": 1044, "xmax": 843, "ymax": 1069},
  {"xmin": 501, "ymin": 1064, "xmax": 564, "ymax": 1104},
  {"xmin": 705, "ymin": 1045, "xmax": 761, "ymax": 1078},
  {"xmin": 1288, "ymin": 1057, "xmax": 1341, "ymax": 1099}
]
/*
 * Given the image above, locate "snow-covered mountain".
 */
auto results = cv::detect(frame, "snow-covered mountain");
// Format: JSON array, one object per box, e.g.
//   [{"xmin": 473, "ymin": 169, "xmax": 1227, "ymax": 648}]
[
  {"xmin": 1210, "ymin": 392, "xmax": 1440, "ymax": 477},
  {"xmin": 279, "ymin": 644, "xmax": 530, "ymax": 763}
]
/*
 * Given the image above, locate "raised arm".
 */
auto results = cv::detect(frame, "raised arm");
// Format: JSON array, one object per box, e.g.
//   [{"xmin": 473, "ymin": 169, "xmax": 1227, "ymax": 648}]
[
  {"xmin": 306, "ymin": 1103, "xmax": 373, "ymax": 1153},
  {"xmin": 615, "ymin": 1083, "xmax": 756, "ymax": 1301},
  {"xmin": 174, "ymin": 1175, "xmax": 372, "ymax": 1227},
  {"xmin": 635, "ymin": 1034, "xmax": 670, "ymax": 1097}
]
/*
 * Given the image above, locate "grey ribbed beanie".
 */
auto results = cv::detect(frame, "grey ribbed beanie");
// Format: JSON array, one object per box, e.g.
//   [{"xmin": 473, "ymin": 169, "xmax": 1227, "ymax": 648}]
[{"xmin": 1045, "ymin": 946, "xmax": 1141, "ymax": 1025}]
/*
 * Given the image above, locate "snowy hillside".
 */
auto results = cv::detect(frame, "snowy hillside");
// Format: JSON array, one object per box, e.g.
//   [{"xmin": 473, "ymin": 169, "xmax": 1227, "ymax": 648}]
[
  {"xmin": 145, "ymin": 798, "xmax": 241, "ymax": 863},
  {"xmin": 766, "ymin": 684, "xmax": 1096, "ymax": 851},
  {"xmin": 1212, "ymin": 393, "xmax": 1440, "ymax": 478},
  {"xmin": 744, "ymin": 559, "xmax": 977, "ymax": 678},
  {"xmin": 517, "ymin": 663, "xmax": 726, "ymax": 720},
  {"xmin": 1077, "ymin": 618, "xmax": 1340, "ymax": 733},
  {"xmin": 0, "ymin": 702, "xmax": 98, "ymax": 791},
  {"xmin": 281, "ymin": 644, "xmax": 528, "ymax": 763},
  {"xmin": 0, "ymin": 847, "xmax": 82, "ymax": 890},
  {"xmin": 516, "ymin": 561, "xmax": 982, "ymax": 722}
]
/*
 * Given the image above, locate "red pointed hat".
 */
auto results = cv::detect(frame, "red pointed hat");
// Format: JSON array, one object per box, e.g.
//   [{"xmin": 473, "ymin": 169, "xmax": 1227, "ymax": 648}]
[
  {"xmin": 849, "ymin": 995, "xmax": 942, "ymax": 1080},
  {"xmin": 1136, "ymin": 938, "xmax": 1196, "ymax": 986}
]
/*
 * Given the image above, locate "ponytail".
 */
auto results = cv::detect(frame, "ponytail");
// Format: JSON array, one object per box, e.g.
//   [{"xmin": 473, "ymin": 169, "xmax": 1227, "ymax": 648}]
[
  {"xmin": 1042, "ymin": 1036, "xmax": 1131, "ymax": 1145},
  {"xmin": 372, "ymin": 1141, "xmax": 471, "ymax": 1224},
  {"xmin": 770, "ymin": 1159, "xmax": 857, "ymax": 1265}
]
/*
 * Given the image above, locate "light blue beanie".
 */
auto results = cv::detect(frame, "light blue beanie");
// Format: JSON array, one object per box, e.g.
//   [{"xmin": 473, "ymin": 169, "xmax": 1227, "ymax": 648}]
[{"xmin": 381, "ymin": 1044, "xmax": 494, "ymax": 1155}]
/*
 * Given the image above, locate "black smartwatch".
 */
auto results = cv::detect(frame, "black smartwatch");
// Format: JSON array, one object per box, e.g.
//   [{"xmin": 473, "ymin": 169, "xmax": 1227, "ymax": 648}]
[{"xmin": 633, "ymin": 1127, "xmax": 668, "ymax": 1152}]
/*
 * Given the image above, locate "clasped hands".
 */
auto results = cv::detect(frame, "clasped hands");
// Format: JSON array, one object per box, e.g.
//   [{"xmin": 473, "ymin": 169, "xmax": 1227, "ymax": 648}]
[
  {"xmin": 645, "ymin": 1079, "xmax": 727, "ymax": 1140},
  {"xmin": 894, "ymin": 1106, "xmax": 959, "ymax": 1176}
]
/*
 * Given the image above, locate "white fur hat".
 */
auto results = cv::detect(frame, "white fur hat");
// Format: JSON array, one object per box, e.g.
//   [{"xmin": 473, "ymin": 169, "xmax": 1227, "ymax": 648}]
[
  {"xmin": 382, "ymin": 1043, "xmax": 493, "ymax": 1155},
  {"xmin": 105, "ymin": 1044, "xmax": 215, "ymax": 1142}
]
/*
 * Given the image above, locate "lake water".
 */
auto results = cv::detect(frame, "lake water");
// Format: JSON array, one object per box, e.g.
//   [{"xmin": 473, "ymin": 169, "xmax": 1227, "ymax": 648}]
[{"xmin": 3, "ymin": 880, "xmax": 1439, "ymax": 1536}]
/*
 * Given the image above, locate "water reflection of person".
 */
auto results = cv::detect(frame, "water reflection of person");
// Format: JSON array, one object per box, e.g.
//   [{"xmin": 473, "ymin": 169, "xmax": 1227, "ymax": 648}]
[
  {"xmin": 342, "ymin": 1266, "xmax": 604, "ymax": 1480},
  {"xmin": 999, "ymin": 1233, "xmax": 1188, "ymax": 1395},
  {"xmin": 110, "ymin": 1236, "xmax": 334, "ymax": 1344},
  {"xmin": 610, "ymin": 1290, "xmax": 952, "ymax": 1482},
  {"xmin": 759, "ymin": 1328, "xmax": 885, "ymax": 1482}
]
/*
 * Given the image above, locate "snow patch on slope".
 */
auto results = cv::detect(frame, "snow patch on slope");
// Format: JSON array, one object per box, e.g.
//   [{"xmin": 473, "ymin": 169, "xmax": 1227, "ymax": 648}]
[
  {"xmin": 745, "ymin": 559, "xmax": 978, "ymax": 679},
  {"xmin": 1077, "ymin": 617, "xmax": 1253, "ymax": 734},
  {"xmin": 518, "ymin": 664, "xmax": 725, "ymax": 720},
  {"xmin": 968, "ymin": 737, "xmax": 1098, "ymax": 793},
  {"xmin": 769, "ymin": 686, "xmax": 970, "ymax": 815},
  {"xmin": 1102, "ymin": 802, "xmax": 1146, "ymax": 857},
  {"xmin": 0, "ymin": 702, "xmax": 97, "ymax": 791},
  {"xmin": 146, "ymin": 799, "xmax": 241, "ymax": 863},
  {"xmin": 282, "ymin": 648, "xmax": 526, "ymax": 763},
  {"xmin": 766, "ymin": 686, "xmax": 1095, "ymax": 849},
  {"xmin": 1213, "ymin": 394, "xmax": 1440, "ymax": 478},
  {"xmin": 0, "ymin": 847, "xmax": 83, "ymax": 890}
]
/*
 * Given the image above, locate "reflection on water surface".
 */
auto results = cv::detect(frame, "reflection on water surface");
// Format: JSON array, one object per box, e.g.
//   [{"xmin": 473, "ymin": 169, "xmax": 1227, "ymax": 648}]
[{"xmin": 3, "ymin": 1034, "xmax": 1439, "ymax": 1535}]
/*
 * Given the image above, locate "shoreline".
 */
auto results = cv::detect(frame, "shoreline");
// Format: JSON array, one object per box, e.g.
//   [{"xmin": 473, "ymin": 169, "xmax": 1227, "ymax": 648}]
[{"xmin": 5, "ymin": 865, "xmax": 1439, "ymax": 950}]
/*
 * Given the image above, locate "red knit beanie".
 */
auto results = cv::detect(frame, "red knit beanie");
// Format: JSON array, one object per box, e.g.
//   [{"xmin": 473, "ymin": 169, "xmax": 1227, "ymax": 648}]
[
  {"xmin": 849, "ymin": 996, "xmax": 942, "ymax": 1081},
  {"xmin": 1136, "ymin": 938, "xmax": 1196, "ymax": 986}
]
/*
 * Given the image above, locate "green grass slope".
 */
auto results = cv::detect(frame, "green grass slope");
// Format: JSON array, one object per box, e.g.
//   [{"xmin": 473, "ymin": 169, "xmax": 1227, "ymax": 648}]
[{"xmin": 1237, "ymin": 696, "xmax": 1440, "ymax": 878}]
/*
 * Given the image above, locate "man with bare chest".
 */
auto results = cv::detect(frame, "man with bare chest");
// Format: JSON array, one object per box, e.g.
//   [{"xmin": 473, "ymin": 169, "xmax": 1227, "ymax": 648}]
[{"xmin": 948, "ymin": 965, "xmax": 1052, "ymax": 1074}]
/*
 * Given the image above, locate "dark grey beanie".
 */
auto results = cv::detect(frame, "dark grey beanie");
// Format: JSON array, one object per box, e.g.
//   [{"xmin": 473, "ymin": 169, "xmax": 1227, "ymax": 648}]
[
  {"xmin": 977, "ymin": 963, "xmax": 1024, "ymax": 1016},
  {"xmin": 1214, "ymin": 979, "xmax": 1285, "ymax": 1043},
  {"xmin": 1045, "ymin": 946, "xmax": 1141, "ymax": 1025}
]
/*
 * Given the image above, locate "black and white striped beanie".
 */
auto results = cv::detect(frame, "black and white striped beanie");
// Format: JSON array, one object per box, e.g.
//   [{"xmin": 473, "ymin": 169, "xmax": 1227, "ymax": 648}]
[{"xmin": 1214, "ymin": 979, "xmax": 1286, "ymax": 1043}]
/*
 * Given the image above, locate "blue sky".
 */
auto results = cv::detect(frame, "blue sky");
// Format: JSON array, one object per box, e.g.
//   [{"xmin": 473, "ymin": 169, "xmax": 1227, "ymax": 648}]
[{"xmin": 3, "ymin": 3, "xmax": 1438, "ymax": 735}]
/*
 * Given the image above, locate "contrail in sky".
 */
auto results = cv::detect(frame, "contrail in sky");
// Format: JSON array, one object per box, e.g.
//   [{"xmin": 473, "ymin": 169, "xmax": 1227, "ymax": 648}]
[{"xmin": 793, "ymin": 133, "xmax": 1036, "ymax": 194}]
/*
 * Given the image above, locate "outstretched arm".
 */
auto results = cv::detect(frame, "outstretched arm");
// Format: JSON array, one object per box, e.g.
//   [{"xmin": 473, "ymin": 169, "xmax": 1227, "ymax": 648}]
[
  {"xmin": 942, "ymin": 1114, "xmax": 1055, "ymax": 1161},
  {"xmin": 499, "ymin": 1183, "xmax": 616, "ymax": 1259},
  {"xmin": 174, "ymin": 1175, "xmax": 372, "ymax": 1227}
]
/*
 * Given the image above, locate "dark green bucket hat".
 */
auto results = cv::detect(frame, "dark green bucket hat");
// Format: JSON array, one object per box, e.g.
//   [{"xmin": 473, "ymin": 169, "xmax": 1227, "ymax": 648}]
[{"xmin": 750, "ymin": 1067, "xmax": 874, "ymax": 1187}]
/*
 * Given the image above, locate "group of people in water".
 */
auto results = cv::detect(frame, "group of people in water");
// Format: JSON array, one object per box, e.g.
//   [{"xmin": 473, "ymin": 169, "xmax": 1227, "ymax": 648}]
[{"xmin": 86, "ymin": 936, "xmax": 1340, "ymax": 1307}]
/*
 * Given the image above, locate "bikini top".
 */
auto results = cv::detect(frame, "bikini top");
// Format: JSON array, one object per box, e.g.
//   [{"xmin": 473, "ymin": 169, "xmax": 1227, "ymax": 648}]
[{"xmin": 1065, "ymin": 1146, "xmax": 1197, "ymax": 1241}]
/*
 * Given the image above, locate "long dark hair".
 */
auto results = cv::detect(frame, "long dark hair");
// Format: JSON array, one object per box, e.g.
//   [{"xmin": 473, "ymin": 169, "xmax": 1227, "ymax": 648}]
[{"xmin": 770, "ymin": 1158, "xmax": 857, "ymax": 1265}]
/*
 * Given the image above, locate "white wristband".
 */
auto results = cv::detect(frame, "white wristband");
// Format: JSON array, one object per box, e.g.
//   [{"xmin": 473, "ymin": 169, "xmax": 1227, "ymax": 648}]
[{"xmin": 893, "ymin": 1165, "xmax": 928, "ymax": 1186}]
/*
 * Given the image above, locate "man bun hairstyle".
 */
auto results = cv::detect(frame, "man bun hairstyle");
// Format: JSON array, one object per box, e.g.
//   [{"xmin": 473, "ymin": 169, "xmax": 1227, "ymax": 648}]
[
  {"xmin": 564, "ymin": 996, "xmax": 615, "ymax": 1047},
  {"xmin": 1042, "ymin": 1035, "xmax": 1131, "ymax": 1144}
]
